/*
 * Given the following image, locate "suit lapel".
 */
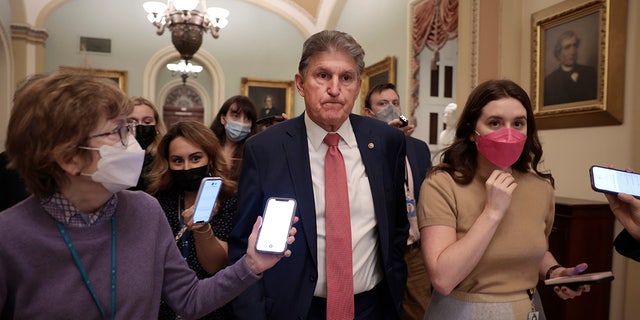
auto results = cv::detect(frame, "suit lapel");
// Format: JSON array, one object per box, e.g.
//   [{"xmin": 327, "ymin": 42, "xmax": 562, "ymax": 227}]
[
  {"xmin": 351, "ymin": 116, "xmax": 391, "ymax": 256},
  {"xmin": 282, "ymin": 116, "xmax": 319, "ymax": 267}
]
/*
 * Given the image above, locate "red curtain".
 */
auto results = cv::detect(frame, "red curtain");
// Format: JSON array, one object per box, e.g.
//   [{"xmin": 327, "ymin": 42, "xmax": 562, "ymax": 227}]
[{"xmin": 410, "ymin": 0, "xmax": 458, "ymax": 114}]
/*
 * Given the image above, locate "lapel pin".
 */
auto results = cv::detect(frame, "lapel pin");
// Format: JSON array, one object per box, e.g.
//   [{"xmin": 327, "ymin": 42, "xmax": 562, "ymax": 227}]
[{"xmin": 368, "ymin": 142, "xmax": 374, "ymax": 149}]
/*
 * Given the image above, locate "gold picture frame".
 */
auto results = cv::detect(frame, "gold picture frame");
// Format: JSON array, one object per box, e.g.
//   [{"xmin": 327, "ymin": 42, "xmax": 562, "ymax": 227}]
[
  {"xmin": 531, "ymin": 0, "xmax": 627, "ymax": 129},
  {"xmin": 241, "ymin": 77, "xmax": 295, "ymax": 119},
  {"xmin": 59, "ymin": 66, "xmax": 128, "ymax": 94},
  {"xmin": 360, "ymin": 56, "xmax": 397, "ymax": 114}
]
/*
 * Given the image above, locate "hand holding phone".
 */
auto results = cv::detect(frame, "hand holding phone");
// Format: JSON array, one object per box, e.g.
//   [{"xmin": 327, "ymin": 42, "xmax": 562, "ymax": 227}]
[
  {"xmin": 255, "ymin": 197, "xmax": 297, "ymax": 254},
  {"xmin": 175, "ymin": 177, "xmax": 223, "ymax": 242},
  {"xmin": 192, "ymin": 177, "xmax": 223, "ymax": 224},
  {"xmin": 590, "ymin": 165, "xmax": 640, "ymax": 198},
  {"xmin": 399, "ymin": 114, "xmax": 409, "ymax": 127},
  {"xmin": 544, "ymin": 271, "xmax": 614, "ymax": 290}
]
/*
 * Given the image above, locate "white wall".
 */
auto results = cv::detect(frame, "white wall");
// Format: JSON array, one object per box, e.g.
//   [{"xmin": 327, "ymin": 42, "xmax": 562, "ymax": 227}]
[
  {"xmin": 518, "ymin": 0, "xmax": 638, "ymax": 202},
  {"xmin": 515, "ymin": 1, "xmax": 639, "ymax": 319}
]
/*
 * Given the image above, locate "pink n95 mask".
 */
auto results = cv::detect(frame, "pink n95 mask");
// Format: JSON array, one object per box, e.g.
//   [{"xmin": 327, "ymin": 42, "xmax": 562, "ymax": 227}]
[{"xmin": 475, "ymin": 128, "xmax": 527, "ymax": 168}]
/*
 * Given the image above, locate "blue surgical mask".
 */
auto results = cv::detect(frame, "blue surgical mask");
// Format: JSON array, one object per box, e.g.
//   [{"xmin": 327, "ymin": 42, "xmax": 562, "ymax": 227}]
[{"xmin": 225, "ymin": 120, "xmax": 252, "ymax": 142}]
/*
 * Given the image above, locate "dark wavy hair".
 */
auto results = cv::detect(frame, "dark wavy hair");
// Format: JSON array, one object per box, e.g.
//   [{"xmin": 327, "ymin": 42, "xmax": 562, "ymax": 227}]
[
  {"xmin": 432, "ymin": 79, "xmax": 554, "ymax": 187},
  {"xmin": 209, "ymin": 95, "xmax": 258, "ymax": 181},
  {"xmin": 146, "ymin": 120, "xmax": 237, "ymax": 200}
]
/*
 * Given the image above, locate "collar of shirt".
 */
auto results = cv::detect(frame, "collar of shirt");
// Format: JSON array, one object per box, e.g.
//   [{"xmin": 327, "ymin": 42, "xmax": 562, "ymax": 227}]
[
  {"xmin": 40, "ymin": 193, "xmax": 118, "ymax": 227},
  {"xmin": 560, "ymin": 65, "xmax": 575, "ymax": 72},
  {"xmin": 304, "ymin": 112, "xmax": 357, "ymax": 151}
]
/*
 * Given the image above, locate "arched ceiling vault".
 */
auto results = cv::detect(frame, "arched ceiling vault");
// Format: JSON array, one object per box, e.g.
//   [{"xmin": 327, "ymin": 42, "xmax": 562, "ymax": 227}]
[{"xmin": 13, "ymin": 0, "xmax": 346, "ymax": 37}]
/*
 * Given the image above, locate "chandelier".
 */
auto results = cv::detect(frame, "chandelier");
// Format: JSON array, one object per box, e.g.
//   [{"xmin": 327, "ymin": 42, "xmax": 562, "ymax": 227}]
[
  {"xmin": 167, "ymin": 60, "xmax": 204, "ymax": 85},
  {"xmin": 143, "ymin": 0, "xmax": 229, "ymax": 62}
]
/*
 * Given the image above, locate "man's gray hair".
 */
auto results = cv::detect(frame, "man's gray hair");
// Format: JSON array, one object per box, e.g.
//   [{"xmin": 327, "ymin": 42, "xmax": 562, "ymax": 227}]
[
  {"xmin": 297, "ymin": 30, "xmax": 365, "ymax": 78},
  {"xmin": 554, "ymin": 30, "xmax": 580, "ymax": 59}
]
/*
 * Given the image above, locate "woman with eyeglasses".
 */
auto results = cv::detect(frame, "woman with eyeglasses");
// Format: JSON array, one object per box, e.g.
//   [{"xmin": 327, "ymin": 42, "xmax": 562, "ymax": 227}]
[
  {"xmin": 127, "ymin": 96, "xmax": 167, "ymax": 191},
  {"xmin": 146, "ymin": 120, "xmax": 239, "ymax": 320},
  {"xmin": 0, "ymin": 72, "xmax": 297, "ymax": 319}
]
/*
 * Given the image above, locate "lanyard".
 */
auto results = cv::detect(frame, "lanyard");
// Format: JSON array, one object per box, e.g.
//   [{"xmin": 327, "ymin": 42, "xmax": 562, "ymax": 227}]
[
  {"xmin": 404, "ymin": 157, "xmax": 414, "ymax": 201},
  {"xmin": 178, "ymin": 192, "xmax": 192, "ymax": 259},
  {"xmin": 56, "ymin": 217, "xmax": 116, "ymax": 320}
]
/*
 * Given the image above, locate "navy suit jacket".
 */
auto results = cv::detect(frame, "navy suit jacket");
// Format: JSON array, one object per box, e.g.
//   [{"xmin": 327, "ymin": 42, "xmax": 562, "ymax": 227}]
[
  {"xmin": 405, "ymin": 136, "xmax": 431, "ymax": 202},
  {"xmin": 613, "ymin": 229, "xmax": 640, "ymax": 262},
  {"xmin": 228, "ymin": 113, "xmax": 409, "ymax": 319}
]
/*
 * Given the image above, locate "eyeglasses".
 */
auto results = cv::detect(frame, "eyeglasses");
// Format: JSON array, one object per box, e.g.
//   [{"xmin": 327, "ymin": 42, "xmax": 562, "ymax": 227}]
[{"xmin": 88, "ymin": 122, "xmax": 136, "ymax": 147}]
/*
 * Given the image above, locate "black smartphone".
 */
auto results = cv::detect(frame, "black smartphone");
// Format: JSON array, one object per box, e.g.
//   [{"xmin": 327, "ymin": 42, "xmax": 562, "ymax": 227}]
[
  {"xmin": 256, "ymin": 115, "xmax": 285, "ymax": 125},
  {"xmin": 192, "ymin": 177, "xmax": 223, "ymax": 224},
  {"xmin": 590, "ymin": 165, "xmax": 640, "ymax": 198},
  {"xmin": 399, "ymin": 114, "xmax": 409, "ymax": 127},
  {"xmin": 544, "ymin": 271, "xmax": 614, "ymax": 290},
  {"xmin": 255, "ymin": 197, "xmax": 297, "ymax": 254}
]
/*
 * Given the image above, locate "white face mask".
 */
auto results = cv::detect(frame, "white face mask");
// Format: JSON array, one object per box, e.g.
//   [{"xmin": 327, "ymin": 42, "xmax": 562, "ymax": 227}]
[
  {"xmin": 79, "ymin": 136, "xmax": 146, "ymax": 193},
  {"xmin": 374, "ymin": 104, "xmax": 402, "ymax": 123}
]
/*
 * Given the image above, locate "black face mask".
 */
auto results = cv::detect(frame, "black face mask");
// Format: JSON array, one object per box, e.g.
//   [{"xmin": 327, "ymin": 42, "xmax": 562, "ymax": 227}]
[
  {"xmin": 135, "ymin": 125, "xmax": 157, "ymax": 150},
  {"xmin": 170, "ymin": 165, "xmax": 209, "ymax": 192}
]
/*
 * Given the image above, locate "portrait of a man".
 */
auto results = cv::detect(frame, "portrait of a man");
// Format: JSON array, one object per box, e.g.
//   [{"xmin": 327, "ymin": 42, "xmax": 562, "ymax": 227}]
[
  {"xmin": 241, "ymin": 78, "xmax": 293, "ymax": 122},
  {"xmin": 543, "ymin": 13, "xmax": 599, "ymax": 106},
  {"xmin": 258, "ymin": 94, "xmax": 283, "ymax": 119}
]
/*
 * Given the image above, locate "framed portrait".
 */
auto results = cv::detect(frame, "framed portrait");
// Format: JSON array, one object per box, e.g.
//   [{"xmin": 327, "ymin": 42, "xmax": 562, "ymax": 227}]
[
  {"xmin": 59, "ymin": 66, "xmax": 128, "ymax": 94},
  {"xmin": 241, "ymin": 77, "xmax": 294, "ymax": 120},
  {"xmin": 531, "ymin": 0, "xmax": 627, "ymax": 129},
  {"xmin": 360, "ymin": 56, "xmax": 397, "ymax": 114}
]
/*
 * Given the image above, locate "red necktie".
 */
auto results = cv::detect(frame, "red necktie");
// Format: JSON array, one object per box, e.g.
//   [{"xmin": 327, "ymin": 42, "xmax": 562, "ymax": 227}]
[{"xmin": 323, "ymin": 133, "xmax": 354, "ymax": 319}]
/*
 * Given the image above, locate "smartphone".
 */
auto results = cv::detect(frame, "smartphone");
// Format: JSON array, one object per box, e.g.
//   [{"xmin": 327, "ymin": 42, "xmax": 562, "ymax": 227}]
[
  {"xmin": 544, "ymin": 271, "xmax": 614, "ymax": 290},
  {"xmin": 192, "ymin": 177, "xmax": 223, "ymax": 224},
  {"xmin": 255, "ymin": 197, "xmax": 297, "ymax": 254},
  {"xmin": 590, "ymin": 165, "xmax": 640, "ymax": 198},
  {"xmin": 256, "ymin": 115, "xmax": 285, "ymax": 125},
  {"xmin": 399, "ymin": 114, "xmax": 409, "ymax": 127}
]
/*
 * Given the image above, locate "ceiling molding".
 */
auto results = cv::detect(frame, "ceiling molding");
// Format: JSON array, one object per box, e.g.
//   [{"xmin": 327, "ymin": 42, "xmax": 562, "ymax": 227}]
[
  {"xmin": 21, "ymin": 0, "xmax": 344, "ymax": 37},
  {"xmin": 243, "ymin": 0, "xmax": 346, "ymax": 37}
]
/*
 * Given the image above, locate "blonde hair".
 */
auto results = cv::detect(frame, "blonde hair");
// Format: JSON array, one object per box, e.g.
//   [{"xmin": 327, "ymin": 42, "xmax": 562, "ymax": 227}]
[{"xmin": 129, "ymin": 96, "xmax": 167, "ymax": 157}]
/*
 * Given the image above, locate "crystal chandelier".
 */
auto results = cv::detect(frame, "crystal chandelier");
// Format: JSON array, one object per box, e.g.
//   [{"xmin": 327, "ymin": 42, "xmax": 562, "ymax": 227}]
[
  {"xmin": 167, "ymin": 60, "xmax": 204, "ymax": 85},
  {"xmin": 143, "ymin": 0, "xmax": 229, "ymax": 62}
]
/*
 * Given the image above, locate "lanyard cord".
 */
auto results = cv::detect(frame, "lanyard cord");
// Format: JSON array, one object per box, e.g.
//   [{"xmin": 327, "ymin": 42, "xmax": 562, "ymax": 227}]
[
  {"xmin": 56, "ymin": 217, "xmax": 116, "ymax": 320},
  {"xmin": 178, "ymin": 191, "xmax": 191, "ymax": 259}
]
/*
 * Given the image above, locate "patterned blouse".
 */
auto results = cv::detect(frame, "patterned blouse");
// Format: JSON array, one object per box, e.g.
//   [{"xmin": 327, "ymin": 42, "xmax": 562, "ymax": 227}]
[{"xmin": 154, "ymin": 188, "xmax": 237, "ymax": 320}]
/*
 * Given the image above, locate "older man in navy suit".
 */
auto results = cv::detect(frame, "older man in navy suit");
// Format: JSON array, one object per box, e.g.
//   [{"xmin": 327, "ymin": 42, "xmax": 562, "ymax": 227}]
[{"xmin": 228, "ymin": 30, "xmax": 408, "ymax": 320}]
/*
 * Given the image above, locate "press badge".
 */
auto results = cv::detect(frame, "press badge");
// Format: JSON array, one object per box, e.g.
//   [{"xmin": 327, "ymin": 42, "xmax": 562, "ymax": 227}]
[{"xmin": 406, "ymin": 198, "xmax": 416, "ymax": 217}]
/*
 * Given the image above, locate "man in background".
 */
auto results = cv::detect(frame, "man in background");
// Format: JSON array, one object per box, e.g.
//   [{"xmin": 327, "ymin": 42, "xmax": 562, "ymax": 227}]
[
  {"xmin": 544, "ymin": 30, "xmax": 597, "ymax": 105},
  {"xmin": 364, "ymin": 83, "xmax": 432, "ymax": 319},
  {"xmin": 229, "ymin": 30, "xmax": 408, "ymax": 319}
]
